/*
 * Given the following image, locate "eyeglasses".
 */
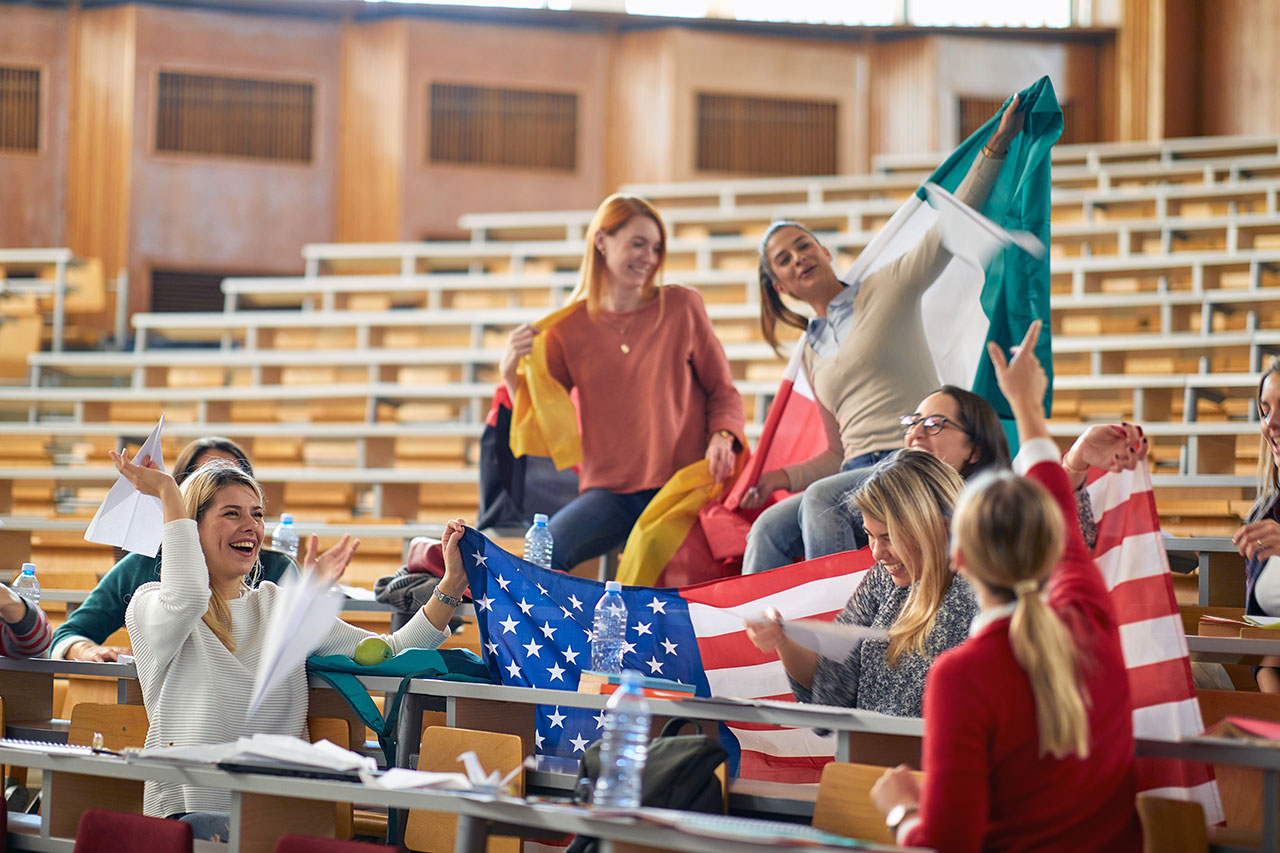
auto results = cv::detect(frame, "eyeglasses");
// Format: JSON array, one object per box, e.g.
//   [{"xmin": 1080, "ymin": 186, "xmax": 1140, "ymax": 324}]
[{"xmin": 899, "ymin": 414, "xmax": 969, "ymax": 437}]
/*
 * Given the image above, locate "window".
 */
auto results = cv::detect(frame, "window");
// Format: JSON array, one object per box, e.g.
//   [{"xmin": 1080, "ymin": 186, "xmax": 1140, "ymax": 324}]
[
  {"xmin": 696, "ymin": 93, "xmax": 838, "ymax": 176},
  {"xmin": 156, "ymin": 72, "xmax": 314, "ymax": 163},
  {"xmin": 429, "ymin": 83, "xmax": 578, "ymax": 171},
  {"xmin": 0, "ymin": 67, "xmax": 40, "ymax": 153}
]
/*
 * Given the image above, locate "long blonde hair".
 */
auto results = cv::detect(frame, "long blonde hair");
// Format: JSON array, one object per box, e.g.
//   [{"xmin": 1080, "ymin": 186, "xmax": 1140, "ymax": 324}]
[
  {"xmin": 178, "ymin": 460, "xmax": 266, "ymax": 652},
  {"xmin": 851, "ymin": 450, "xmax": 964, "ymax": 666},
  {"xmin": 566, "ymin": 193, "xmax": 667, "ymax": 320},
  {"xmin": 1258, "ymin": 356, "xmax": 1280, "ymax": 501},
  {"xmin": 954, "ymin": 471, "xmax": 1086, "ymax": 759}
]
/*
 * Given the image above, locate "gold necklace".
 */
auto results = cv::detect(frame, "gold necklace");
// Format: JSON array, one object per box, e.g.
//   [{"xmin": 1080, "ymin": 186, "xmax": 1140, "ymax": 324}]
[{"xmin": 601, "ymin": 309, "xmax": 639, "ymax": 354}]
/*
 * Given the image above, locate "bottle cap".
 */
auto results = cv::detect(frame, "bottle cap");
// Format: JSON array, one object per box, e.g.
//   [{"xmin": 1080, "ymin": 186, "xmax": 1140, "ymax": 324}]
[
  {"xmin": 605, "ymin": 581, "xmax": 622, "ymax": 592},
  {"xmin": 21, "ymin": 563, "xmax": 35, "ymax": 574},
  {"xmin": 280, "ymin": 513, "xmax": 294, "ymax": 524},
  {"xmin": 532, "ymin": 513, "xmax": 549, "ymax": 524}
]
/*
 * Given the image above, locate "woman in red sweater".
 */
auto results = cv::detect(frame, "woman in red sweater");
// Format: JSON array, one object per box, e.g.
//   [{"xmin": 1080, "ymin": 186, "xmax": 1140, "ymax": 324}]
[
  {"xmin": 500, "ymin": 194, "xmax": 745, "ymax": 573},
  {"xmin": 871, "ymin": 320, "xmax": 1142, "ymax": 852}
]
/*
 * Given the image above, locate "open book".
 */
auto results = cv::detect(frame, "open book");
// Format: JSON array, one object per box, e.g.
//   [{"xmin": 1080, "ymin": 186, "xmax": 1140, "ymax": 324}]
[{"xmin": 1201, "ymin": 716, "xmax": 1280, "ymax": 745}]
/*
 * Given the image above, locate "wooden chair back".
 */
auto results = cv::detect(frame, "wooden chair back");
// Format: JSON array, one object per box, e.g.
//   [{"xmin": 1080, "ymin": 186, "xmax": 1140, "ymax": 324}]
[
  {"xmin": 812, "ymin": 761, "xmax": 921, "ymax": 845},
  {"xmin": 404, "ymin": 726, "xmax": 524, "ymax": 853},
  {"xmin": 308, "ymin": 716, "xmax": 355, "ymax": 841},
  {"xmin": 1197, "ymin": 689, "xmax": 1280, "ymax": 833},
  {"xmin": 67, "ymin": 703, "xmax": 149, "ymax": 750},
  {"xmin": 1136, "ymin": 794, "xmax": 1208, "ymax": 853}
]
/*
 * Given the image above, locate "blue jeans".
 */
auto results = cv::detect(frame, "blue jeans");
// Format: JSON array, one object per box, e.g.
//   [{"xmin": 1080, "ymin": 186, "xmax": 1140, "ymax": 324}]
[
  {"xmin": 547, "ymin": 487, "xmax": 660, "ymax": 573},
  {"xmin": 741, "ymin": 449, "xmax": 895, "ymax": 575}
]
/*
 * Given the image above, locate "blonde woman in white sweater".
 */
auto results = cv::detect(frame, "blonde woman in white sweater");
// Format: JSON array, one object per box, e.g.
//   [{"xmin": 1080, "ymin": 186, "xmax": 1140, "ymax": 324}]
[{"xmin": 112, "ymin": 453, "xmax": 469, "ymax": 831}]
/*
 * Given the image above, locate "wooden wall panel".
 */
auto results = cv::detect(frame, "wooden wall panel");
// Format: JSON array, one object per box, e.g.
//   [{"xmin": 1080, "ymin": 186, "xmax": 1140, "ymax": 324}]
[
  {"xmin": 870, "ymin": 38, "xmax": 936, "ymax": 159},
  {"xmin": 0, "ymin": 6, "xmax": 69, "ymax": 249},
  {"xmin": 1198, "ymin": 0, "xmax": 1280, "ymax": 136},
  {"xmin": 337, "ymin": 19, "xmax": 406, "ymax": 243},
  {"xmin": 606, "ymin": 29, "xmax": 677, "ymax": 189},
  {"xmin": 401, "ymin": 19, "xmax": 609, "ymax": 241},
  {"xmin": 126, "ymin": 5, "xmax": 341, "ymax": 312},
  {"xmin": 66, "ymin": 5, "xmax": 134, "ymax": 302},
  {"xmin": 1160, "ymin": 0, "xmax": 1198, "ymax": 139}
]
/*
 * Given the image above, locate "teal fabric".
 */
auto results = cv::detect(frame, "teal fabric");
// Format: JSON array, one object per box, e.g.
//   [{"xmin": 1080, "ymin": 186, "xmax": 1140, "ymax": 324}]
[
  {"xmin": 307, "ymin": 648, "xmax": 492, "ymax": 765},
  {"xmin": 920, "ymin": 75, "xmax": 1063, "ymax": 451},
  {"xmin": 51, "ymin": 548, "xmax": 296, "ymax": 652}
]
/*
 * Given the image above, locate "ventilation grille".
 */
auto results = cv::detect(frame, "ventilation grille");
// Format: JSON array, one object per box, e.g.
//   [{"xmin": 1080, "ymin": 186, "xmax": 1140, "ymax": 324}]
[
  {"xmin": 156, "ymin": 71, "xmax": 314, "ymax": 162},
  {"xmin": 429, "ymin": 82, "xmax": 577, "ymax": 171},
  {"xmin": 0, "ymin": 67, "xmax": 40, "ymax": 152},
  {"xmin": 696, "ymin": 92, "xmax": 838, "ymax": 176}
]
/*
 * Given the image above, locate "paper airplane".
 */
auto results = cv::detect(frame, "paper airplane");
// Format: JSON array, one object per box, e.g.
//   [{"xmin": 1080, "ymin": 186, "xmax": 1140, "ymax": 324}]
[
  {"xmin": 84, "ymin": 415, "xmax": 167, "ymax": 558},
  {"xmin": 247, "ymin": 569, "xmax": 344, "ymax": 717}
]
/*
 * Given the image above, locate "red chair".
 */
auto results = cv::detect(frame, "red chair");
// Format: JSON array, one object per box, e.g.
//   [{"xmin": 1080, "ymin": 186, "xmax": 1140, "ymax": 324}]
[
  {"xmin": 275, "ymin": 835, "xmax": 392, "ymax": 853},
  {"xmin": 72, "ymin": 809, "xmax": 193, "ymax": 853}
]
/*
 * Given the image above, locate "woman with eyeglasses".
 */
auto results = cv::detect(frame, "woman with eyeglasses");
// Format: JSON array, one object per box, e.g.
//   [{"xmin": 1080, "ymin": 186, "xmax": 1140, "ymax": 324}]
[
  {"xmin": 746, "ymin": 448, "xmax": 977, "ymax": 717},
  {"xmin": 738, "ymin": 97, "xmax": 1025, "ymax": 575}
]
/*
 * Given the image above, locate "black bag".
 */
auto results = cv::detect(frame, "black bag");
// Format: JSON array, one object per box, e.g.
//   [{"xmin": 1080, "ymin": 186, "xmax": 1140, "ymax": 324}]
[
  {"xmin": 476, "ymin": 388, "xmax": 579, "ymax": 531},
  {"xmin": 566, "ymin": 717, "xmax": 728, "ymax": 853}
]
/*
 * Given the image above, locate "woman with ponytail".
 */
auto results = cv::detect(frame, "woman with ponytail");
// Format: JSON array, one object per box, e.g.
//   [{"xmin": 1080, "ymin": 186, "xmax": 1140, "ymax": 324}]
[{"xmin": 871, "ymin": 320, "xmax": 1142, "ymax": 852}]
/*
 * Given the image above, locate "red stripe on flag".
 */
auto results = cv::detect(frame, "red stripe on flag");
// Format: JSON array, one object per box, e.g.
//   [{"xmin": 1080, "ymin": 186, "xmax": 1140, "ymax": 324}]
[
  {"xmin": 1094, "ymin": 493, "xmax": 1162, "ymax": 557},
  {"xmin": 680, "ymin": 549, "xmax": 874, "ymax": 608},
  {"xmin": 736, "ymin": 751, "xmax": 831, "ymax": 784},
  {"xmin": 1127, "ymin": 659, "xmax": 1201, "ymax": 710},
  {"xmin": 1110, "ymin": 574, "xmax": 1183, "ymax": 625}
]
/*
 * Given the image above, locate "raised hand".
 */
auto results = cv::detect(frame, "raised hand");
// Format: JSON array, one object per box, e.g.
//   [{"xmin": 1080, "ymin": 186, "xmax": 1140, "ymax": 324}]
[
  {"xmin": 988, "ymin": 92, "xmax": 1025, "ymax": 155},
  {"xmin": 303, "ymin": 534, "xmax": 359, "ymax": 586},
  {"xmin": 987, "ymin": 319, "xmax": 1046, "ymax": 411},
  {"xmin": 110, "ymin": 449, "xmax": 186, "ymax": 521},
  {"xmin": 1063, "ymin": 423, "xmax": 1147, "ymax": 485}
]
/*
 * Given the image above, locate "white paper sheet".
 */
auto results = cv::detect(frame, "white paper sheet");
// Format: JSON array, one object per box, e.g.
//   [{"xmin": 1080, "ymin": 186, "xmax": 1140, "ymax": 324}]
[
  {"xmin": 779, "ymin": 618, "xmax": 888, "ymax": 661},
  {"xmin": 247, "ymin": 571, "xmax": 344, "ymax": 717},
  {"xmin": 83, "ymin": 415, "xmax": 167, "ymax": 557},
  {"xmin": 922, "ymin": 182, "xmax": 1046, "ymax": 265}
]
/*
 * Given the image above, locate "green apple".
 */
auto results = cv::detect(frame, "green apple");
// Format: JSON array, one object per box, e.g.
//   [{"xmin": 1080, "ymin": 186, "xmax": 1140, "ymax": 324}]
[{"xmin": 353, "ymin": 636, "xmax": 393, "ymax": 666}]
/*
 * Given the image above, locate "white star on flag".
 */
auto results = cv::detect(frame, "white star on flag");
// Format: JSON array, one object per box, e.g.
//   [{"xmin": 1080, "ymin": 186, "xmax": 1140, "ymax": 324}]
[
  {"xmin": 496, "ymin": 574, "xmax": 510, "ymax": 590},
  {"xmin": 646, "ymin": 598, "xmax": 667, "ymax": 614},
  {"xmin": 522, "ymin": 638, "xmax": 543, "ymax": 658},
  {"xmin": 547, "ymin": 662, "xmax": 566, "ymax": 682},
  {"xmin": 547, "ymin": 708, "xmax": 566, "ymax": 729},
  {"xmin": 536, "ymin": 583, "xmax": 549, "ymax": 596},
  {"xmin": 472, "ymin": 552, "xmax": 488, "ymax": 568},
  {"xmin": 560, "ymin": 606, "xmax": 573, "ymax": 619},
  {"xmin": 484, "ymin": 640, "xmax": 499, "ymax": 657},
  {"xmin": 518, "ymin": 598, "xmax": 535, "ymax": 615},
  {"xmin": 535, "ymin": 731, "xmax": 545, "ymax": 749},
  {"xmin": 568, "ymin": 594, "xmax": 583, "ymax": 610},
  {"xmin": 569, "ymin": 733, "xmax": 591, "ymax": 753},
  {"xmin": 499, "ymin": 615, "xmax": 519, "ymax": 634},
  {"xmin": 593, "ymin": 710, "xmax": 608, "ymax": 729},
  {"xmin": 634, "ymin": 621, "xmax": 652, "ymax": 636},
  {"xmin": 506, "ymin": 660, "xmax": 522, "ymax": 679},
  {"xmin": 661, "ymin": 639, "xmax": 678, "ymax": 655},
  {"xmin": 563, "ymin": 648, "xmax": 580, "ymax": 665},
  {"xmin": 540, "ymin": 622, "xmax": 557, "ymax": 639},
  {"xmin": 621, "ymin": 640, "xmax": 637, "ymax": 655},
  {"xmin": 646, "ymin": 656, "xmax": 664, "ymax": 674},
  {"xmin": 476, "ymin": 595, "xmax": 494, "ymax": 612}
]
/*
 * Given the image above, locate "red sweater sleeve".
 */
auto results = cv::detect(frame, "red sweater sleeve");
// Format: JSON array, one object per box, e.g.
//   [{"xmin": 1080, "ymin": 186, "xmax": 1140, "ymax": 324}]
[{"xmin": 902, "ymin": 648, "xmax": 990, "ymax": 853}]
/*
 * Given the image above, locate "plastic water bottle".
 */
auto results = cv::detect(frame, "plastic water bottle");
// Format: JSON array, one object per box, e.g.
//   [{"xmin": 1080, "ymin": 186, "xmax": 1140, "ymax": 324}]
[
  {"xmin": 523, "ymin": 513, "xmax": 554, "ymax": 569},
  {"xmin": 593, "ymin": 669, "xmax": 650, "ymax": 809},
  {"xmin": 271, "ymin": 514, "xmax": 300, "ymax": 561},
  {"xmin": 591, "ymin": 580, "xmax": 626, "ymax": 673},
  {"xmin": 12, "ymin": 563, "xmax": 39, "ymax": 606}
]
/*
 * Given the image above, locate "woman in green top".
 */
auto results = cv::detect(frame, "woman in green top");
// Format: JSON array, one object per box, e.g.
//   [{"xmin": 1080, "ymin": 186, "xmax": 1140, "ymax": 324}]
[{"xmin": 51, "ymin": 437, "xmax": 297, "ymax": 661}]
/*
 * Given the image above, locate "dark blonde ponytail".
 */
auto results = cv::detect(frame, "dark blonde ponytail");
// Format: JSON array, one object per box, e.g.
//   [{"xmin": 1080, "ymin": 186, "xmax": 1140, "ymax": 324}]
[{"xmin": 954, "ymin": 471, "xmax": 1087, "ymax": 759}]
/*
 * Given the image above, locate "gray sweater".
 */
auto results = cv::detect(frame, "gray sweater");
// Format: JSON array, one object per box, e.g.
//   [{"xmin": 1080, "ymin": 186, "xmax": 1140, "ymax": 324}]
[{"xmin": 791, "ymin": 563, "xmax": 978, "ymax": 717}]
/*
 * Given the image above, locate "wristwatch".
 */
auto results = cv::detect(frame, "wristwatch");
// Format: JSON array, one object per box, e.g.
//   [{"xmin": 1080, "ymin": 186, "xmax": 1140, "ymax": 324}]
[
  {"xmin": 885, "ymin": 803, "xmax": 918, "ymax": 833},
  {"xmin": 433, "ymin": 587, "xmax": 463, "ymax": 607},
  {"xmin": 714, "ymin": 429, "xmax": 735, "ymax": 440}
]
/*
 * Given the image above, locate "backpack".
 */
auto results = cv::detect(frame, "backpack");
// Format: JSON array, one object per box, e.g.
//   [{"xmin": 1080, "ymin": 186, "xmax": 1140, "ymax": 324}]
[
  {"xmin": 566, "ymin": 717, "xmax": 728, "ymax": 853},
  {"xmin": 306, "ymin": 648, "xmax": 492, "ymax": 766}
]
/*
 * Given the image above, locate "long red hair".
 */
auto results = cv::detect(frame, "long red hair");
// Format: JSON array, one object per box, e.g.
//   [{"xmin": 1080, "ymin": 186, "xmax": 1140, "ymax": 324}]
[{"xmin": 567, "ymin": 193, "xmax": 667, "ymax": 319}]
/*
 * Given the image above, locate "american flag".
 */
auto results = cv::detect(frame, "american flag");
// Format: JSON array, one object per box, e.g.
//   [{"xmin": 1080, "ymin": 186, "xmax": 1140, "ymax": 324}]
[
  {"xmin": 1086, "ymin": 465, "xmax": 1223, "ymax": 823},
  {"xmin": 458, "ymin": 527, "xmax": 873, "ymax": 781}
]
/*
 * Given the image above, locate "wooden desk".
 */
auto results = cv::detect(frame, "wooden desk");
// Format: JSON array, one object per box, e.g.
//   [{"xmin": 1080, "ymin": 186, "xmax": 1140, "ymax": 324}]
[
  {"xmin": 0, "ymin": 745, "xmax": 908, "ymax": 853},
  {"xmin": 1186, "ymin": 634, "xmax": 1280, "ymax": 665}
]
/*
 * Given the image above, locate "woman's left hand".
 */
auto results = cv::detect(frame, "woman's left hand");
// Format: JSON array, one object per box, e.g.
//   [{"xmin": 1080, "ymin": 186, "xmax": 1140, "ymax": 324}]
[
  {"xmin": 1063, "ymin": 423, "xmax": 1147, "ymax": 486},
  {"xmin": 1233, "ymin": 519, "xmax": 1280, "ymax": 562},
  {"xmin": 440, "ymin": 518, "xmax": 470, "ymax": 592},
  {"xmin": 302, "ymin": 534, "xmax": 360, "ymax": 586},
  {"xmin": 870, "ymin": 764, "xmax": 921, "ymax": 816},
  {"xmin": 706, "ymin": 432, "xmax": 736, "ymax": 483}
]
